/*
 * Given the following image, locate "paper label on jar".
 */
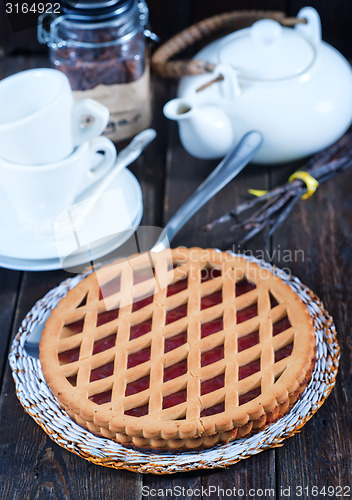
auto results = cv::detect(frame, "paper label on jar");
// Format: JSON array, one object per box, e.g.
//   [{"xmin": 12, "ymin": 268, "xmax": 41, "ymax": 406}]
[{"xmin": 73, "ymin": 66, "xmax": 152, "ymax": 142}]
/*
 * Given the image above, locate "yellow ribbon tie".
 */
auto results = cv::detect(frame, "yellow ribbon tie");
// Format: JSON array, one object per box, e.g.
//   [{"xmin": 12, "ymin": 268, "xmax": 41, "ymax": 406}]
[
  {"xmin": 248, "ymin": 188, "xmax": 268, "ymax": 197},
  {"xmin": 288, "ymin": 171, "xmax": 319, "ymax": 200},
  {"xmin": 248, "ymin": 171, "xmax": 319, "ymax": 200}
]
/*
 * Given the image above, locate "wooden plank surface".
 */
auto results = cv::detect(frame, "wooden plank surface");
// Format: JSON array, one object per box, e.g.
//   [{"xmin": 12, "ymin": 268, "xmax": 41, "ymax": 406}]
[
  {"xmin": 0, "ymin": 269, "xmax": 21, "ymax": 388},
  {"xmin": 0, "ymin": 271, "xmax": 145, "ymax": 500},
  {"xmin": 270, "ymin": 163, "xmax": 352, "ymax": 494}
]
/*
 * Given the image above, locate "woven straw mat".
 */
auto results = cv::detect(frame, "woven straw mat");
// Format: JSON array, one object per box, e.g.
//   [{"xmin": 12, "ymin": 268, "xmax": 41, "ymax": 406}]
[{"xmin": 9, "ymin": 252, "xmax": 340, "ymax": 474}]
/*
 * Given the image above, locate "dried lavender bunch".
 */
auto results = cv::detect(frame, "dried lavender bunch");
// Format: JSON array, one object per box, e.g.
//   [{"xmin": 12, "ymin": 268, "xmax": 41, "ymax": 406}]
[{"xmin": 204, "ymin": 132, "xmax": 352, "ymax": 244}]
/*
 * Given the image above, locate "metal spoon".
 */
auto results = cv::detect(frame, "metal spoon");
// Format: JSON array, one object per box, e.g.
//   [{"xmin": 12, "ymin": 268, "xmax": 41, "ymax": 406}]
[
  {"xmin": 75, "ymin": 128, "xmax": 157, "ymax": 208},
  {"xmin": 152, "ymin": 130, "xmax": 263, "ymax": 252},
  {"xmin": 24, "ymin": 131, "xmax": 263, "ymax": 358}
]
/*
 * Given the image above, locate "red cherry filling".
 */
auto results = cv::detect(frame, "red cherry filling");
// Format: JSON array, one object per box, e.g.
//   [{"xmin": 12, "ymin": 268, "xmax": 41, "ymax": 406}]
[
  {"xmin": 275, "ymin": 343, "xmax": 293, "ymax": 362},
  {"xmin": 164, "ymin": 331, "xmax": 187, "ymax": 352},
  {"xmin": 78, "ymin": 295, "xmax": 87, "ymax": 307},
  {"xmin": 201, "ymin": 402, "xmax": 225, "ymax": 417},
  {"xmin": 201, "ymin": 318, "xmax": 223, "ymax": 338},
  {"xmin": 238, "ymin": 330, "xmax": 260, "ymax": 352},
  {"xmin": 125, "ymin": 375, "xmax": 150, "ymax": 396},
  {"xmin": 132, "ymin": 295, "xmax": 154, "ymax": 312},
  {"xmin": 96, "ymin": 308, "xmax": 119, "ymax": 327},
  {"xmin": 127, "ymin": 346, "xmax": 151, "ymax": 369},
  {"xmin": 201, "ymin": 346, "xmax": 224, "ymax": 367},
  {"xmin": 239, "ymin": 359, "xmax": 261, "ymax": 380},
  {"xmin": 236, "ymin": 279, "xmax": 256, "ymax": 296},
  {"xmin": 273, "ymin": 316, "xmax": 291, "ymax": 336},
  {"xmin": 90, "ymin": 361, "xmax": 114, "ymax": 382},
  {"xmin": 63, "ymin": 319, "xmax": 84, "ymax": 335},
  {"xmin": 239, "ymin": 387, "xmax": 261, "ymax": 405},
  {"xmin": 270, "ymin": 293, "xmax": 279, "ymax": 308},
  {"xmin": 130, "ymin": 319, "xmax": 152, "ymax": 340},
  {"xmin": 167, "ymin": 278, "xmax": 188, "ymax": 296},
  {"xmin": 62, "ymin": 308, "xmax": 119, "ymax": 340},
  {"xmin": 237, "ymin": 303, "xmax": 258, "ymax": 323},
  {"xmin": 67, "ymin": 374, "xmax": 77, "ymax": 386},
  {"xmin": 58, "ymin": 346, "xmax": 80, "ymax": 364},
  {"xmin": 166, "ymin": 304, "xmax": 188, "ymax": 324},
  {"xmin": 163, "ymin": 389, "xmax": 187, "ymax": 409},
  {"xmin": 201, "ymin": 374, "xmax": 224, "ymax": 395},
  {"xmin": 93, "ymin": 333, "xmax": 116, "ymax": 355},
  {"xmin": 163, "ymin": 360, "xmax": 187, "ymax": 382},
  {"xmin": 201, "ymin": 291, "xmax": 222, "ymax": 310},
  {"xmin": 89, "ymin": 389, "xmax": 112, "ymax": 405},
  {"xmin": 125, "ymin": 404, "xmax": 149, "ymax": 417},
  {"xmin": 201, "ymin": 268, "xmax": 221, "ymax": 282}
]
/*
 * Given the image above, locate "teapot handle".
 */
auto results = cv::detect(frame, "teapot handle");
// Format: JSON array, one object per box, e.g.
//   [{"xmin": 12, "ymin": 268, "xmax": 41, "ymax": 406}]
[
  {"xmin": 295, "ymin": 7, "xmax": 322, "ymax": 47},
  {"xmin": 152, "ymin": 9, "xmax": 307, "ymax": 78}
]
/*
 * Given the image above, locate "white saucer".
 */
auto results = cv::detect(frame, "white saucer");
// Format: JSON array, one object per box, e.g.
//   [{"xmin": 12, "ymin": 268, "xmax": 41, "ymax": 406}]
[
  {"xmin": 0, "ymin": 206, "xmax": 143, "ymax": 271},
  {"xmin": 0, "ymin": 168, "xmax": 143, "ymax": 271}
]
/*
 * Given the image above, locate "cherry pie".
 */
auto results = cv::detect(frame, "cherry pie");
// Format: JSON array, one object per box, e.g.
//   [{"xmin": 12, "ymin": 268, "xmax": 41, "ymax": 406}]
[{"xmin": 40, "ymin": 248, "xmax": 316, "ymax": 451}]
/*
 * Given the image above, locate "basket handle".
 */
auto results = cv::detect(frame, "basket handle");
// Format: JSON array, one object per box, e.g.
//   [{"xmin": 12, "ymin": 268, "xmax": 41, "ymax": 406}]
[{"xmin": 151, "ymin": 10, "xmax": 306, "ymax": 78}]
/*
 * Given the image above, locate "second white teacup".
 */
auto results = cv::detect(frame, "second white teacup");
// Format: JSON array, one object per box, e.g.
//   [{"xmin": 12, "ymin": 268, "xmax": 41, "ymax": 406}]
[
  {"xmin": 0, "ymin": 68, "xmax": 110, "ymax": 165},
  {"xmin": 0, "ymin": 136, "xmax": 117, "ymax": 229}
]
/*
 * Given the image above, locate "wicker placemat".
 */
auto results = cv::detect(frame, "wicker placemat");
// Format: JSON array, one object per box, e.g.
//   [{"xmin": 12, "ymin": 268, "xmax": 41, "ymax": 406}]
[{"xmin": 8, "ymin": 253, "xmax": 339, "ymax": 474}]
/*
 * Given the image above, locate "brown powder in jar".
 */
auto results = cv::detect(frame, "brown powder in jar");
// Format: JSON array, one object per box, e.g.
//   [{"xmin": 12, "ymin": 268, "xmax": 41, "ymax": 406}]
[{"xmin": 54, "ymin": 29, "xmax": 145, "ymax": 91}]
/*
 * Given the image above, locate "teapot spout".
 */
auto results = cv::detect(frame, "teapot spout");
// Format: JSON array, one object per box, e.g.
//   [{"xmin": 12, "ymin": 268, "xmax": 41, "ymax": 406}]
[
  {"xmin": 163, "ymin": 98, "xmax": 193, "ymax": 121},
  {"xmin": 163, "ymin": 98, "xmax": 234, "ymax": 159}
]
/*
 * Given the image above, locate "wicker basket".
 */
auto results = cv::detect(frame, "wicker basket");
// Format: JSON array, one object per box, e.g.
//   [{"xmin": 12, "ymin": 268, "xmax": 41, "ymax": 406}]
[{"xmin": 9, "ymin": 253, "xmax": 339, "ymax": 474}]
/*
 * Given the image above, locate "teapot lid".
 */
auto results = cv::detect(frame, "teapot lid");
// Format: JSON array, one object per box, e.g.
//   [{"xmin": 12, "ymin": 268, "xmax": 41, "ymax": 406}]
[{"xmin": 218, "ymin": 19, "xmax": 315, "ymax": 80}]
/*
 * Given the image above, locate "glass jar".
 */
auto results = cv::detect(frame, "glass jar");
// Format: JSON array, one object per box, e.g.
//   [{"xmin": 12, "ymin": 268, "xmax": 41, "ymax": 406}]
[{"xmin": 38, "ymin": 0, "xmax": 156, "ymax": 141}]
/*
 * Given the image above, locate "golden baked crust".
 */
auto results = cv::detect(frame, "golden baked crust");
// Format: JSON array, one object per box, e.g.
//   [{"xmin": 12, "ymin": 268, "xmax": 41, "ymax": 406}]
[{"xmin": 39, "ymin": 248, "xmax": 316, "ymax": 450}]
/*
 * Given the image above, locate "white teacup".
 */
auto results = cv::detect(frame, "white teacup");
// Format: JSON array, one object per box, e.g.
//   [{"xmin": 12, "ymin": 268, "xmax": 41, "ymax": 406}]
[
  {"xmin": 0, "ymin": 68, "xmax": 110, "ymax": 165},
  {"xmin": 0, "ymin": 136, "xmax": 117, "ymax": 229}
]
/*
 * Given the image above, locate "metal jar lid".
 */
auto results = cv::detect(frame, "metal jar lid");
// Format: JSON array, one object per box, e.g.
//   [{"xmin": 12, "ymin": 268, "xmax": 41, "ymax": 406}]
[
  {"xmin": 38, "ymin": 0, "xmax": 157, "ymax": 47},
  {"xmin": 60, "ymin": 0, "xmax": 135, "ymax": 21}
]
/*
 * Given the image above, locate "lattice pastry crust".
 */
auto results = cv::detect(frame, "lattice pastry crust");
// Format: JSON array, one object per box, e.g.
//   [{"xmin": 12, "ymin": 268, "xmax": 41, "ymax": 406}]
[{"xmin": 40, "ymin": 248, "xmax": 316, "ymax": 451}]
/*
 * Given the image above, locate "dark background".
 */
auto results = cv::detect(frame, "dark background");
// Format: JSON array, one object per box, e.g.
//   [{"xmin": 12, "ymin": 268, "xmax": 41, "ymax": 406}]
[{"xmin": 0, "ymin": 0, "xmax": 351, "ymax": 58}]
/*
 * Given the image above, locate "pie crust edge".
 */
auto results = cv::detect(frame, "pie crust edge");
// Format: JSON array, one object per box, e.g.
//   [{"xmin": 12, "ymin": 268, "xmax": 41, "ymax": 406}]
[{"xmin": 39, "ymin": 247, "xmax": 316, "ymax": 450}]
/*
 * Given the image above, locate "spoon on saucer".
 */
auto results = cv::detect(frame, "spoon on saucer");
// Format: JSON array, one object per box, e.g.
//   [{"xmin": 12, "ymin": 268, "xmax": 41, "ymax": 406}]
[
  {"xmin": 37, "ymin": 128, "xmax": 156, "ymax": 236},
  {"xmin": 75, "ymin": 128, "xmax": 156, "ymax": 205},
  {"xmin": 24, "ymin": 131, "xmax": 263, "ymax": 358}
]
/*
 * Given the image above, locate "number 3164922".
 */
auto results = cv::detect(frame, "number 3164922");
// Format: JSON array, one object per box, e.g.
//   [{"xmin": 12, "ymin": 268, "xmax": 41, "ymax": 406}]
[{"xmin": 6, "ymin": 3, "xmax": 60, "ymax": 14}]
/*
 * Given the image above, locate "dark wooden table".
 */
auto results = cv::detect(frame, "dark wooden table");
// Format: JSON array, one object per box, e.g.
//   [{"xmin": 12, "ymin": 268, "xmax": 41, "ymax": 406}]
[{"xmin": 0, "ymin": 55, "xmax": 351, "ymax": 500}]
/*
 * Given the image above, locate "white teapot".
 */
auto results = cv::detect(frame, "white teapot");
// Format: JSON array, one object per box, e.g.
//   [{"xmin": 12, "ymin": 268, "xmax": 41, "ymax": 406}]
[{"xmin": 163, "ymin": 7, "xmax": 352, "ymax": 163}]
